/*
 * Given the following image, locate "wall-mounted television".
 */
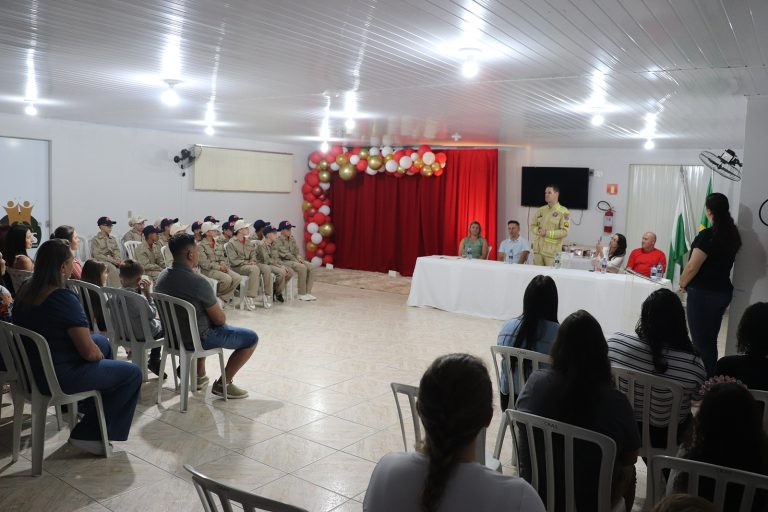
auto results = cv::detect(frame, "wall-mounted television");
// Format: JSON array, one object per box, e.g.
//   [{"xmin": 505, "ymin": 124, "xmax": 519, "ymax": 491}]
[{"xmin": 521, "ymin": 166, "xmax": 590, "ymax": 210}]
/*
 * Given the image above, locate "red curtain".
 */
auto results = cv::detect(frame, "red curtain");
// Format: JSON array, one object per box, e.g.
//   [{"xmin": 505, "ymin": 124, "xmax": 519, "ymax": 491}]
[{"xmin": 331, "ymin": 149, "xmax": 497, "ymax": 276}]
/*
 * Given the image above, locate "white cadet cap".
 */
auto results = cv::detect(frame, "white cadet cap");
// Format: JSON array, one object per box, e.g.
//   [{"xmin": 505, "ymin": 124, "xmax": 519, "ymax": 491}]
[
  {"xmin": 232, "ymin": 219, "xmax": 250, "ymax": 233},
  {"xmin": 169, "ymin": 222, "xmax": 189, "ymax": 236},
  {"xmin": 201, "ymin": 221, "xmax": 220, "ymax": 234},
  {"xmin": 128, "ymin": 216, "xmax": 147, "ymax": 227}
]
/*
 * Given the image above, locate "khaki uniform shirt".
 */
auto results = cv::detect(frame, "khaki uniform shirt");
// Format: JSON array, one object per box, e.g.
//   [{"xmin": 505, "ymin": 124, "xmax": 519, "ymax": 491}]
[
  {"xmin": 255, "ymin": 241, "xmax": 281, "ymax": 266},
  {"xmin": 215, "ymin": 234, "xmax": 231, "ymax": 246},
  {"xmin": 122, "ymin": 230, "xmax": 143, "ymax": 244},
  {"xmin": 135, "ymin": 240, "xmax": 165, "ymax": 273},
  {"xmin": 274, "ymin": 235, "xmax": 302, "ymax": 262},
  {"xmin": 91, "ymin": 232, "xmax": 121, "ymax": 265},
  {"xmin": 225, "ymin": 237, "xmax": 257, "ymax": 267},
  {"xmin": 157, "ymin": 233, "xmax": 171, "ymax": 248},
  {"xmin": 198, "ymin": 238, "xmax": 228, "ymax": 272},
  {"xmin": 530, "ymin": 203, "xmax": 571, "ymax": 255}
]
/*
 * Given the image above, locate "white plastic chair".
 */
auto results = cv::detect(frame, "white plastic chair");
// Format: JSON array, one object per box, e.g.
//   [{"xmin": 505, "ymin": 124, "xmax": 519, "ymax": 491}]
[
  {"xmin": 67, "ymin": 279, "xmax": 114, "ymax": 347},
  {"xmin": 124, "ymin": 241, "xmax": 140, "ymax": 261},
  {"xmin": 390, "ymin": 382, "xmax": 502, "ymax": 472},
  {"xmin": 489, "ymin": 345, "xmax": 550, "ymax": 462},
  {"xmin": 161, "ymin": 245, "xmax": 172, "ymax": 267},
  {"xmin": 185, "ymin": 464, "xmax": 308, "ymax": 512},
  {"xmin": 0, "ymin": 324, "xmax": 21, "ymax": 430},
  {"xmin": 0, "ymin": 321, "xmax": 110, "ymax": 475},
  {"xmin": 649, "ymin": 455, "xmax": 768, "ymax": 511},
  {"xmin": 102, "ymin": 287, "xmax": 166, "ymax": 382},
  {"xmin": 5, "ymin": 268, "xmax": 32, "ymax": 296},
  {"xmin": 152, "ymin": 292, "xmax": 227, "ymax": 412},
  {"xmin": 77, "ymin": 235, "xmax": 91, "ymax": 261},
  {"xmin": 506, "ymin": 409, "xmax": 617, "ymax": 512},
  {"xmin": 750, "ymin": 389, "xmax": 768, "ymax": 432}
]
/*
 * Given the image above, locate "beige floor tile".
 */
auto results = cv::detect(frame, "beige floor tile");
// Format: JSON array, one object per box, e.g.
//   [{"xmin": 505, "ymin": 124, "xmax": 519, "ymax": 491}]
[
  {"xmin": 325, "ymin": 376, "xmax": 392, "ymax": 400},
  {"xmin": 289, "ymin": 366, "xmax": 354, "ymax": 387},
  {"xmin": 254, "ymin": 474, "xmax": 347, "ymax": 512},
  {"xmin": 256, "ymin": 377, "xmax": 322, "ymax": 401},
  {"xmin": 290, "ymin": 389, "xmax": 366, "ymax": 415},
  {"xmin": 153, "ymin": 402, "xmax": 253, "ymax": 433},
  {"xmin": 292, "ymin": 416, "xmax": 377, "ymax": 450},
  {"xmin": 332, "ymin": 500, "xmax": 364, "ymax": 512},
  {"xmin": 195, "ymin": 418, "xmax": 282, "ymax": 451},
  {"xmin": 240, "ymin": 433, "xmax": 335, "ymax": 473},
  {"xmin": 177, "ymin": 452, "xmax": 284, "ymax": 490},
  {"xmin": 100, "ymin": 475, "xmax": 203, "ymax": 512},
  {"xmin": 341, "ymin": 429, "xmax": 406, "ymax": 463},
  {"xmin": 222, "ymin": 399, "xmax": 328, "ymax": 431},
  {"xmin": 333, "ymin": 396, "xmax": 401, "ymax": 429},
  {"xmin": 293, "ymin": 452, "xmax": 376, "ymax": 499}
]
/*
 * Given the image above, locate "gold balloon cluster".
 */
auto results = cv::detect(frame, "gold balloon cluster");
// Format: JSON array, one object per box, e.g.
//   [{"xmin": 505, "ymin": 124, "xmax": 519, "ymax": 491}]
[{"xmin": 338, "ymin": 162, "xmax": 357, "ymax": 181}]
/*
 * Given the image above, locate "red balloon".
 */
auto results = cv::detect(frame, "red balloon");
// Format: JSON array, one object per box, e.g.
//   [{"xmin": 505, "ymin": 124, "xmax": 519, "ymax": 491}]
[
  {"xmin": 312, "ymin": 199, "xmax": 322, "ymax": 209},
  {"xmin": 306, "ymin": 250, "xmax": 315, "ymax": 259},
  {"xmin": 323, "ymin": 255, "xmax": 334, "ymax": 265},
  {"xmin": 434, "ymin": 168, "xmax": 444, "ymax": 177},
  {"xmin": 356, "ymin": 160, "xmax": 367, "ymax": 171},
  {"xmin": 315, "ymin": 248, "xmax": 325, "ymax": 258},
  {"xmin": 310, "ymin": 151, "xmax": 322, "ymax": 164},
  {"xmin": 352, "ymin": 146, "xmax": 362, "ymax": 155},
  {"xmin": 311, "ymin": 168, "xmax": 319, "ymax": 175},
  {"xmin": 305, "ymin": 174, "xmax": 319, "ymax": 186},
  {"xmin": 303, "ymin": 232, "xmax": 311, "ymax": 242},
  {"xmin": 301, "ymin": 183, "xmax": 312, "ymax": 194},
  {"xmin": 303, "ymin": 192, "xmax": 314, "ymax": 202},
  {"xmin": 393, "ymin": 150, "xmax": 404, "ymax": 161},
  {"xmin": 394, "ymin": 171, "xmax": 405, "ymax": 178},
  {"xmin": 436, "ymin": 152, "xmax": 447, "ymax": 164},
  {"xmin": 308, "ymin": 208, "xmax": 317, "ymax": 217},
  {"xmin": 331, "ymin": 145, "xmax": 343, "ymax": 156},
  {"xmin": 418, "ymin": 144, "xmax": 431, "ymax": 156},
  {"xmin": 318, "ymin": 240, "xmax": 327, "ymax": 249},
  {"xmin": 322, "ymin": 199, "xmax": 331, "ymax": 206},
  {"xmin": 325, "ymin": 243, "xmax": 336, "ymax": 255},
  {"xmin": 318, "ymin": 194, "xmax": 326, "ymax": 201},
  {"xmin": 312, "ymin": 186, "xmax": 322, "ymax": 197},
  {"xmin": 313, "ymin": 212, "xmax": 326, "ymax": 224}
]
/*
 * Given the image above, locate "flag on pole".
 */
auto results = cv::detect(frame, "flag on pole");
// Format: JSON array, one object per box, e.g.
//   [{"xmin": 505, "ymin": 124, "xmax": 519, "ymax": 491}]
[
  {"xmin": 698, "ymin": 176, "xmax": 713, "ymax": 231},
  {"xmin": 666, "ymin": 191, "xmax": 689, "ymax": 281}
]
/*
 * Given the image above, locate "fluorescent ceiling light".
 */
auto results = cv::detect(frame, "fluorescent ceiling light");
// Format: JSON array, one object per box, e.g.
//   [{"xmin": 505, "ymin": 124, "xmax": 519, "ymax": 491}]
[
  {"xmin": 162, "ymin": 34, "xmax": 182, "ymax": 81},
  {"xmin": 320, "ymin": 141, "xmax": 329, "ymax": 153},
  {"xmin": 644, "ymin": 139, "xmax": 655, "ymax": 150},
  {"xmin": 205, "ymin": 125, "xmax": 214, "ymax": 136},
  {"xmin": 345, "ymin": 118, "xmax": 356, "ymax": 131},
  {"xmin": 460, "ymin": 48, "xmax": 481, "ymax": 78},
  {"xmin": 205, "ymin": 101, "xmax": 215, "ymax": 124},
  {"xmin": 24, "ymin": 103, "xmax": 37, "ymax": 116},
  {"xmin": 161, "ymin": 79, "xmax": 181, "ymax": 106},
  {"xmin": 591, "ymin": 114, "xmax": 604, "ymax": 126}
]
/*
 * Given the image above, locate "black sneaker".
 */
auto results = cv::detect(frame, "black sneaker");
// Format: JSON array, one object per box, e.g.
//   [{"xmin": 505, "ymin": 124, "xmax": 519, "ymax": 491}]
[
  {"xmin": 148, "ymin": 360, "xmax": 167, "ymax": 379},
  {"xmin": 274, "ymin": 293, "xmax": 284, "ymax": 303}
]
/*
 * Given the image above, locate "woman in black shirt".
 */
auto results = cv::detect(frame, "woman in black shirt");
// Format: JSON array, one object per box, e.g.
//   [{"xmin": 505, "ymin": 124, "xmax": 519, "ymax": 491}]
[
  {"xmin": 679, "ymin": 193, "xmax": 741, "ymax": 377},
  {"xmin": 717, "ymin": 302, "xmax": 768, "ymax": 390}
]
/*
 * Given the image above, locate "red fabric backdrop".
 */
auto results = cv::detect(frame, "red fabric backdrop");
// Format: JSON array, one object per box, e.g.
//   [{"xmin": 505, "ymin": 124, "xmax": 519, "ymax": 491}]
[{"xmin": 331, "ymin": 149, "xmax": 498, "ymax": 276}]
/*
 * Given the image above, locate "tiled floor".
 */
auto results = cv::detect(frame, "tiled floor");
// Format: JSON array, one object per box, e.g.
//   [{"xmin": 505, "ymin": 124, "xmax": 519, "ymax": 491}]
[{"xmin": 0, "ymin": 276, "xmax": 725, "ymax": 511}]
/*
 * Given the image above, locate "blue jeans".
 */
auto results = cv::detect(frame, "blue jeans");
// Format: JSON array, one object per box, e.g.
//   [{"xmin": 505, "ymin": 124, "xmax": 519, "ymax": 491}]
[
  {"xmin": 202, "ymin": 325, "xmax": 258, "ymax": 351},
  {"xmin": 686, "ymin": 287, "xmax": 732, "ymax": 377},
  {"xmin": 54, "ymin": 335, "xmax": 142, "ymax": 441}
]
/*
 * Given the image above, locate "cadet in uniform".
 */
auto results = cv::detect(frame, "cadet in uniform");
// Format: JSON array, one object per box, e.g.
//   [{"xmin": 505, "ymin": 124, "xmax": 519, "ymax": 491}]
[
  {"xmin": 134, "ymin": 225, "xmax": 165, "ymax": 281},
  {"xmin": 157, "ymin": 217, "xmax": 178, "ymax": 248},
  {"xmin": 225, "ymin": 219, "xmax": 262, "ymax": 311},
  {"xmin": 191, "ymin": 221, "xmax": 203, "ymax": 242},
  {"xmin": 249, "ymin": 219, "xmax": 270, "ymax": 243},
  {"xmin": 216, "ymin": 221, "xmax": 234, "ymax": 246},
  {"xmin": 274, "ymin": 221, "xmax": 316, "ymax": 301},
  {"xmin": 122, "ymin": 216, "xmax": 146, "ymax": 245},
  {"xmin": 530, "ymin": 184, "xmax": 570, "ymax": 266},
  {"xmin": 198, "ymin": 221, "xmax": 241, "ymax": 307},
  {"xmin": 90, "ymin": 216, "xmax": 122, "ymax": 286},
  {"xmin": 255, "ymin": 225, "xmax": 292, "ymax": 304}
]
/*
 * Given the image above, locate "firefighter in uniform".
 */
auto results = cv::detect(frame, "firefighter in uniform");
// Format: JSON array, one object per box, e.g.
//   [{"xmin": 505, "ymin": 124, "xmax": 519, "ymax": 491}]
[
  {"xmin": 90, "ymin": 216, "xmax": 122, "ymax": 286},
  {"xmin": 122, "ymin": 216, "xmax": 146, "ymax": 244},
  {"xmin": 255, "ymin": 225, "xmax": 292, "ymax": 303},
  {"xmin": 197, "ymin": 221, "xmax": 241, "ymax": 306},
  {"xmin": 530, "ymin": 185, "xmax": 571, "ymax": 266},
  {"xmin": 134, "ymin": 225, "xmax": 165, "ymax": 281}
]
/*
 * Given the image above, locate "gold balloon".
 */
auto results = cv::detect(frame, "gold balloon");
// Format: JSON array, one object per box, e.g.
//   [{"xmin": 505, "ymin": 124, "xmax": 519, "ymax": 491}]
[
  {"xmin": 368, "ymin": 155, "xmax": 383, "ymax": 170},
  {"xmin": 318, "ymin": 222, "xmax": 334, "ymax": 237},
  {"xmin": 397, "ymin": 166, "xmax": 405, "ymax": 172},
  {"xmin": 317, "ymin": 160, "xmax": 329, "ymax": 170},
  {"xmin": 306, "ymin": 242, "xmax": 317, "ymax": 252},
  {"xmin": 335, "ymin": 154, "xmax": 348, "ymax": 166},
  {"xmin": 431, "ymin": 162, "xmax": 440, "ymax": 171},
  {"xmin": 384, "ymin": 154, "xmax": 393, "ymax": 161},
  {"xmin": 318, "ymin": 169, "xmax": 332, "ymax": 183},
  {"xmin": 302, "ymin": 200, "xmax": 312, "ymax": 211},
  {"xmin": 359, "ymin": 148, "xmax": 369, "ymax": 159},
  {"xmin": 421, "ymin": 167, "xmax": 434, "ymax": 177},
  {"xmin": 338, "ymin": 162, "xmax": 358, "ymax": 181},
  {"xmin": 413, "ymin": 158, "xmax": 424, "ymax": 168}
]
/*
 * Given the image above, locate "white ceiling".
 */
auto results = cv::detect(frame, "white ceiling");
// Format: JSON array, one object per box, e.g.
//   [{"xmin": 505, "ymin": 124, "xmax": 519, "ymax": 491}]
[{"xmin": 0, "ymin": 0, "xmax": 765, "ymax": 148}]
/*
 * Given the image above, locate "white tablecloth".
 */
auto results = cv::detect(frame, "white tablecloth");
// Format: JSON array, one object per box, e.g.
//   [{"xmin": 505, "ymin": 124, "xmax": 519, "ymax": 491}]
[
  {"xmin": 407, "ymin": 256, "xmax": 671, "ymax": 335},
  {"xmin": 560, "ymin": 254, "xmax": 595, "ymax": 271}
]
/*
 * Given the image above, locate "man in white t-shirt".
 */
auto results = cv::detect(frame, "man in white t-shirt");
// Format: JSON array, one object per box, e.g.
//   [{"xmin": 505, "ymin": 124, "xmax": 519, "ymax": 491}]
[{"xmin": 497, "ymin": 220, "xmax": 531, "ymax": 264}]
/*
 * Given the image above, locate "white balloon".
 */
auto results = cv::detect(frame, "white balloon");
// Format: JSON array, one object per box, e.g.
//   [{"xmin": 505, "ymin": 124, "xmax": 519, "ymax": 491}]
[
  {"xmin": 319, "ymin": 182, "xmax": 331, "ymax": 191},
  {"xmin": 308, "ymin": 160, "xmax": 317, "ymax": 169},
  {"xmin": 381, "ymin": 145, "xmax": 393, "ymax": 157},
  {"xmin": 399, "ymin": 156, "xmax": 412, "ymax": 169},
  {"xmin": 318, "ymin": 205, "xmax": 331, "ymax": 215},
  {"xmin": 310, "ymin": 256, "xmax": 323, "ymax": 266},
  {"xmin": 307, "ymin": 222, "xmax": 319, "ymax": 234},
  {"xmin": 410, "ymin": 152, "xmax": 418, "ymax": 160},
  {"xmin": 330, "ymin": 162, "xmax": 340, "ymax": 171},
  {"xmin": 369, "ymin": 146, "xmax": 380, "ymax": 156},
  {"xmin": 385, "ymin": 159, "xmax": 398, "ymax": 172},
  {"xmin": 422, "ymin": 151, "xmax": 436, "ymax": 165},
  {"xmin": 311, "ymin": 232, "xmax": 323, "ymax": 244},
  {"xmin": 349, "ymin": 154, "xmax": 360, "ymax": 165},
  {"xmin": 365, "ymin": 167, "xmax": 377, "ymax": 176}
]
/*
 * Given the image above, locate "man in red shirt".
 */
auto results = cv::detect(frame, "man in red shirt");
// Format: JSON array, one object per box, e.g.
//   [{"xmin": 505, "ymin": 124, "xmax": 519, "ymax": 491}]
[{"xmin": 626, "ymin": 231, "xmax": 666, "ymax": 277}]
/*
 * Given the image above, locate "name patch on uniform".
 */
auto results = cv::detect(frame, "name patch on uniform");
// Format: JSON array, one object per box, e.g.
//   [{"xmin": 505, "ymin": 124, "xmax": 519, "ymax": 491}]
[{"xmin": 552, "ymin": 212, "xmax": 559, "ymax": 217}]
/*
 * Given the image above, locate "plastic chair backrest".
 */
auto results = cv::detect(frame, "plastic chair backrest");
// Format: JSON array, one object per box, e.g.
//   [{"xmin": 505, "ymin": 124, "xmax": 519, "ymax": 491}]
[
  {"xmin": 102, "ymin": 286, "xmax": 156, "ymax": 347},
  {"xmin": 151, "ymin": 292, "xmax": 204, "ymax": 353},
  {"xmin": 0, "ymin": 322, "xmax": 19, "ymax": 384},
  {"xmin": 490, "ymin": 345, "xmax": 550, "ymax": 407},
  {"xmin": 67, "ymin": 279, "xmax": 112, "ymax": 337},
  {"xmin": 78, "ymin": 235, "xmax": 91, "ymax": 261},
  {"xmin": 0, "ymin": 321, "xmax": 65, "ymax": 400},
  {"xmin": 649, "ymin": 455, "xmax": 768, "ymax": 512},
  {"xmin": 185, "ymin": 464, "xmax": 308, "ymax": 512},
  {"xmin": 750, "ymin": 389, "xmax": 768, "ymax": 432},
  {"xmin": 611, "ymin": 366, "xmax": 684, "ymax": 458},
  {"xmin": 5, "ymin": 268, "xmax": 33, "ymax": 296},
  {"xmin": 124, "ymin": 241, "xmax": 141, "ymax": 261},
  {"xmin": 506, "ymin": 409, "xmax": 617, "ymax": 512},
  {"xmin": 161, "ymin": 246, "xmax": 172, "ymax": 268}
]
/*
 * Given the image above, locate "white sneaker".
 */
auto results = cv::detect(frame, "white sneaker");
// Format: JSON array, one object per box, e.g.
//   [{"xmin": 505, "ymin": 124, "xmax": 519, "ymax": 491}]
[
  {"xmin": 263, "ymin": 297, "xmax": 272, "ymax": 309},
  {"xmin": 305, "ymin": 294, "xmax": 317, "ymax": 301},
  {"xmin": 245, "ymin": 297, "xmax": 256, "ymax": 311},
  {"xmin": 298, "ymin": 294, "xmax": 312, "ymax": 301}
]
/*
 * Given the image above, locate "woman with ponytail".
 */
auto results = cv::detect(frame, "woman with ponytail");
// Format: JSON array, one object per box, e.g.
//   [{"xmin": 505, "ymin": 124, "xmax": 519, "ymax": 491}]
[
  {"xmin": 679, "ymin": 192, "xmax": 741, "ymax": 376},
  {"xmin": 364, "ymin": 353, "xmax": 543, "ymax": 512}
]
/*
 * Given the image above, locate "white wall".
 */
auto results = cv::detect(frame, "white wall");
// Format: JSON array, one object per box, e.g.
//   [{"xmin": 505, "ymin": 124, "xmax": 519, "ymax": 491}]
[{"xmin": 0, "ymin": 113, "xmax": 313, "ymax": 240}]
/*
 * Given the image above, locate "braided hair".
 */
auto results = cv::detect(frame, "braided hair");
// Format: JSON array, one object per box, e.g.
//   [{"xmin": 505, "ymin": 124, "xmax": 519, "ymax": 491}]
[{"xmin": 418, "ymin": 354, "xmax": 492, "ymax": 512}]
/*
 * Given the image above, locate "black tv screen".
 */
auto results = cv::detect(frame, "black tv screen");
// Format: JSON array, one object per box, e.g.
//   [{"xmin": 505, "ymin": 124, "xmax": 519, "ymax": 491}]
[{"xmin": 521, "ymin": 166, "xmax": 590, "ymax": 210}]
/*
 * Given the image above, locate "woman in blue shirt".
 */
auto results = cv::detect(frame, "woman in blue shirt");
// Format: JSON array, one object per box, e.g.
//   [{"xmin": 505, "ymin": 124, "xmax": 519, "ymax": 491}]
[{"xmin": 12, "ymin": 239, "xmax": 141, "ymax": 455}]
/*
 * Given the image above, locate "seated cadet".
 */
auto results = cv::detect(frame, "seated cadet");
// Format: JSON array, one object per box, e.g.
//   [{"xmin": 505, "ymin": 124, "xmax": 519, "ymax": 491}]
[
  {"xmin": 122, "ymin": 216, "xmax": 146, "ymax": 244},
  {"xmin": 249, "ymin": 219, "xmax": 270, "ymax": 243},
  {"xmin": 225, "ymin": 219, "xmax": 262, "ymax": 311},
  {"xmin": 217, "ymin": 221, "xmax": 234, "ymax": 245},
  {"xmin": 135, "ymin": 225, "xmax": 165, "ymax": 281},
  {"xmin": 191, "ymin": 221, "xmax": 203, "ymax": 242},
  {"xmin": 90, "ymin": 216, "xmax": 122, "ymax": 286},
  {"xmin": 157, "ymin": 218, "xmax": 178, "ymax": 248},
  {"xmin": 204, "ymin": 215, "xmax": 220, "ymax": 224},
  {"xmin": 198, "ymin": 221, "xmax": 241, "ymax": 308},
  {"xmin": 228, "ymin": 214, "xmax": 242, "ymax": 225},
  {"xmin": 255, "ymin": 225, "xmax": 293, "ymax": 304},
  {"xmin": 169, "ymin": 222, "xmax": 188, "ymax": 237},
  {"xmin": 275, "ymin": 221, "xmax": 316, "ymax": 301}
]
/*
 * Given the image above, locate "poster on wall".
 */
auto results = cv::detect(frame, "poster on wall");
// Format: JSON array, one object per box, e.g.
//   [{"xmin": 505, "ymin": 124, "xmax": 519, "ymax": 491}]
[{"xmin": 0, "ymin": 137, "xmax": 50, "ymax": 250}]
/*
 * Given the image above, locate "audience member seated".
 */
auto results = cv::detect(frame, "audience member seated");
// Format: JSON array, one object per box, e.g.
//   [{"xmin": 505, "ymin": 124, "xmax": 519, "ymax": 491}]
[
  {"xmin": 191, "ymin": 221, "xmax": 203, "ymax": 242},
  {"xmin": 626, "ymin": 231, "xmax": 666, "ymax": 277},
  {"xmin": 225, "ymin": 219, "xmax": 262, "ymax": 311},
  {"xmin": 11, "ymin": 239, "xmax": 141, "ymax": 455},
  {"xmin": 496, "ymin": 275, "xmax": 558, "ymax": 411},
  {"xmin": 716, "ymin": 302, "xmax": 768, "ymax": 390},
  {"xmin": 497, "ymin": 220, "xmax": 531, "ymax": 264},
  {"xmin": 593, "ymin": 233, "xmax": 627, "ymax": 273},
  {"xmin": 674, "ymin": 383, "xmax": 768, "ymax": 510},
  {"xmin": 216, "ymin": 221, "xmax": 234, "ymax": 245},
  {"xmin": 0, "ymin": 283, "xmax": 11, "ymax": 322},
  {"xmin": 650, "ymin": 494, "xmax": 718, "ymax": 512},
  {"xmin": 275, "ymin": 220, "xmax": 316, "ymax": 301},
  {"xmin": 5, "ymin": 222, "xmax": 35, "ymax": 271},
  {"xmin": 255, "ymin": 225, "xmax": 292, "ymax": 305},
  {"xmin": 364, "ymin": 353, "xmax": 545, "ymax": 512},
  {"xmin": 81, "ymin": 259, "xmax": 108, "ymax": 332},
  {"xmin": 227, "ymin": 214, "xmax": 242, "ymax": 224},
  {"xmin": 169, "ymin": 222, "xmax": 188, "ymax": 237},
  {"xmin": 89, "ymin": 216, "xmax": 122, "ymax": 286},
  {"xmin": 135, "ymin": 225, "xmax": 165, "ymax": 281},
  {"xmin": 608, "ymin": 289, "xmax": 706, "ymax": 448},
  {"xmin": 51, "ymin": 225, "xmax": 83, "ymax": 279},
  {"xmin": 155, "ymin": 234, "xmax": 257, "ymax": 398},
  {"xmin": 122, "ymin": 216, "xmax": 146, "ymax": 244},
  {"xmin": 458, "ymin": 220, "xmax": 488, "ymax": 259},
  {"xmin": 249, "ymin": 219, "xmax": 270, "ymax": 243},
  {"xmin": 197, "ymin": 221, "xmax": 241, "ymax": 308},
  {"xmin": 517, "ymin": 310, "xmax": 640, "ymax": 512},
  {"xmin": 118, "ymin": 259, "xmax": 165, "ymax": 378},
  {"xmin": 157, "ymin": 217, "xmax": 178, "ymax": 248}
]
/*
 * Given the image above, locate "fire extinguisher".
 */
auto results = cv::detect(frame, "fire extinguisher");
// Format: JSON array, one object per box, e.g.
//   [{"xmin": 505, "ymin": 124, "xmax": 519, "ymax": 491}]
[{"xmin": 597, "ymin": 201, "xmax": 614, "ymax": 234}]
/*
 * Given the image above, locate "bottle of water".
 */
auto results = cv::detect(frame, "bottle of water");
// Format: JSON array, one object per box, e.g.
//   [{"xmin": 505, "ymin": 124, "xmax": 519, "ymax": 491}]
[
  {"xmin": 465, "ymin": 245, "xmax": 473, "ymax": 260},
  {"xmin": 553, "ymin": 252, "xmax": 561, "ymax": 269},
  {"xmin": 650, "ymin": 264, "xmax": 658, "ymax": 280},
  {"xmin": 507, "ymin": 250, "xmax": 514, "ymax": 264},
  {"xmin": 600, "ymin": 256, "xmax": 608, "ymax": 274}
]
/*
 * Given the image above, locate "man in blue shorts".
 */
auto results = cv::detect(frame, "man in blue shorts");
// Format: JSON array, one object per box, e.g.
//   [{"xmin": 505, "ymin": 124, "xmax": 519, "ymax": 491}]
[{"xmin": 156, "ymin": 233, "xmax": 257, "ymax": 398}]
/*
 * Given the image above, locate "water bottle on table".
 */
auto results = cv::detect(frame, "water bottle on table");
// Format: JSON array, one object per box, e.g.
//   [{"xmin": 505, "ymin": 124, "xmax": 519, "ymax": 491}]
[
  {"xmin": 600, "ymin": 256, "xmax": 608, "ymax": 274},
  {"xmin": 465, "ymin": 245, "xmax": 473, "ymax": 260},
  {"xmin": 553, "ymin": 252, "xmax": 561, "ymax": 269}
]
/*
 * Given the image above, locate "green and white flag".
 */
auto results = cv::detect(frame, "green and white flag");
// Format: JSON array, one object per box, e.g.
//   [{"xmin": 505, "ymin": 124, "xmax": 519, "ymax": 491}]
[
  {"xmin": 698, "ymin": 176, "xmax": 713, "ymax": 232},
  {"xmin": 666, "ymin": 191, "xmax": 689, "ymax": 281}
]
